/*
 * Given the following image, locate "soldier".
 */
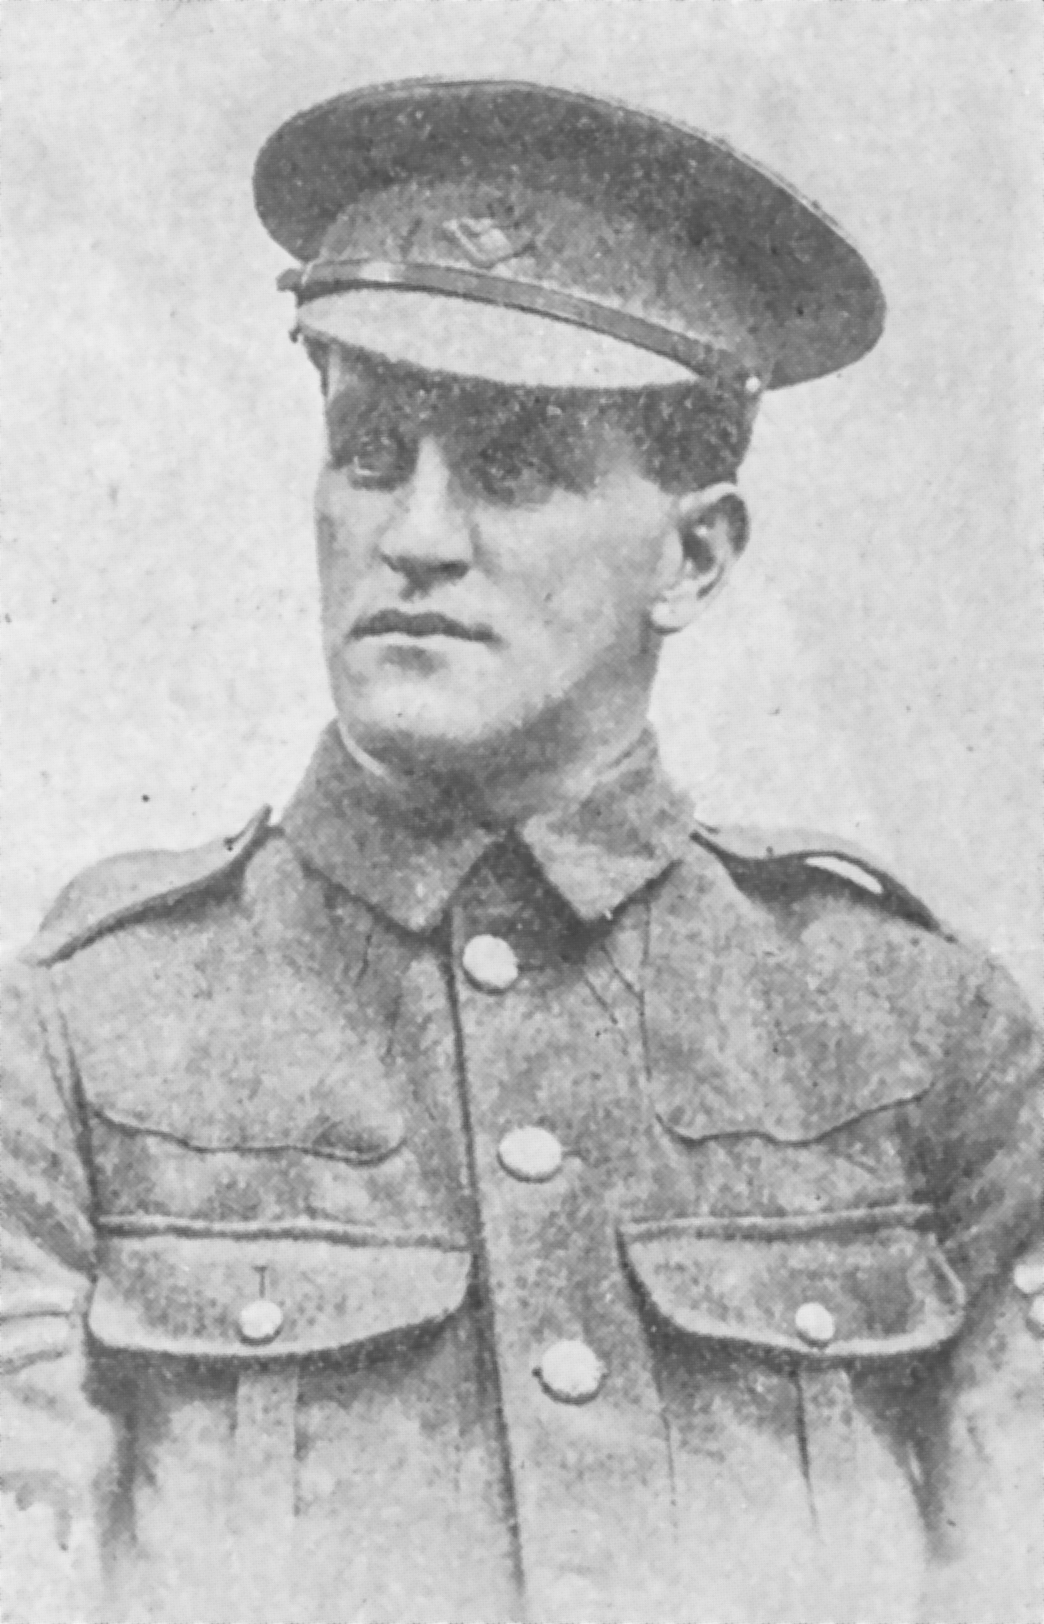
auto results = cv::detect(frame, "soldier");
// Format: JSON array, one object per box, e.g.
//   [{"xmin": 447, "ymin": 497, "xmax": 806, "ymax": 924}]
[{"xmin": 2, "ymin": 79, "xmax": 1042, "ymax": 1624}]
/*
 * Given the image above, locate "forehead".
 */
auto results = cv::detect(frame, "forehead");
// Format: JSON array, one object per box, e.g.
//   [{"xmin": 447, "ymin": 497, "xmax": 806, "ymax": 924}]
[
  {"xmin": 317, "ymin": 346, "xmax": 677, "ymax": 501},
  {"xmin": 320, "ymin": 346, "xmax": 659, "ymax": 461},
  {"xmin": 321, "ymin": 343, "xmax": 720, "ymax": 433}
]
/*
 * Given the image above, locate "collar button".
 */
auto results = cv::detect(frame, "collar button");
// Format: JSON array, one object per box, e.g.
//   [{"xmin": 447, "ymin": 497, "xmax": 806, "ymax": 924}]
[{"xmin": 461, "ymin": 934, "xmax": 519, "ymax": 991}]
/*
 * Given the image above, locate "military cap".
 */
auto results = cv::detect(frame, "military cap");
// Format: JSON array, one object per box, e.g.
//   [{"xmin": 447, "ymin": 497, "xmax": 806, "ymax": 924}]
[{"xmin": 254, "ymin": 78, "xmax": 885, "ymax": 393}]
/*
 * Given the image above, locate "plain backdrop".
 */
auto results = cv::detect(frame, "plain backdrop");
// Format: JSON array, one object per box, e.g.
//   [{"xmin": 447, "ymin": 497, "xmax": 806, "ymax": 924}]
[{"xmin": 3, "ymin": 0, "xmax": 1042, "ymax": 1002}]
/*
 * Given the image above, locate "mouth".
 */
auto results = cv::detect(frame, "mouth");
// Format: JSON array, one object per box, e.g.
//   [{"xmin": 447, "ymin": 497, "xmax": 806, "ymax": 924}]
[{"xmin": 352, "ymin": 609, "xmax": 494, "ymax": 642}]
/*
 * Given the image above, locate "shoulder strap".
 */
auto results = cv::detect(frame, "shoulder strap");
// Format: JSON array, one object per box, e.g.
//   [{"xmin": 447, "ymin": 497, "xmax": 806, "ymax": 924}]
[
  {"xmin": 691, "ymin": 819, "xmax": 942, "ymax": 934},
  {"xmin": 26, "ymin": 807, "xmax": 272, "ymax": 967}
]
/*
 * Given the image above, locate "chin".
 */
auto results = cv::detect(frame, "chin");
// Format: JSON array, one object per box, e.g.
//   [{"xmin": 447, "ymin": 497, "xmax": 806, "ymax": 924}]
[{"xmin": 344, "ymin": 685, "xmax": 522, "ymax": 771}]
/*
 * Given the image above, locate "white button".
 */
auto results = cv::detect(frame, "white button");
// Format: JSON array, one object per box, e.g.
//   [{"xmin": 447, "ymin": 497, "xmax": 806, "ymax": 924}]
[
  {"xmin": 238, "ymin": 1299, "xmax": 284, "ymax": 1345},
  {"xmin": 536, "ymin": 1339, "xmax": 605, "ymax": 1403},
  {"xmin": 498, "ymin": 1126, "xmax": 564, "ymax": 1182},
  {"xmin": 794, "ymin": 1301, "xmax": 836, "ymax": 1347},
  {"xmin": 461, "ymin": 934, "xmax": 519, "ymax": 992},
  {"xmin": 1012, "ymin": 1258, "xmax": 1044, "ymax": 1297}
]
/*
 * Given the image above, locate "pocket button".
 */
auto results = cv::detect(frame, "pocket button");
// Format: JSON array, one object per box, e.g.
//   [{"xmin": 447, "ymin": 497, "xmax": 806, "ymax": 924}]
[
  {"xmin": 238, "ymin": 1299, "xmax": 284, "ymax": 1345},
  {"xmin": 794, "ymin": 1301, "xmax": 836, "ymax": 1347}
]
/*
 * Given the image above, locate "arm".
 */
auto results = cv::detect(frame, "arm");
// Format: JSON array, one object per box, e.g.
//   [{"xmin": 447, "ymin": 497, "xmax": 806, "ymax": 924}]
[
  {"xmin": 1, "ymin": 960, "xmax": 116, "ymax": 1624},
  {"xmin": 914, "ymin": 954, "xmax": 1044, "ymax": 1624}
]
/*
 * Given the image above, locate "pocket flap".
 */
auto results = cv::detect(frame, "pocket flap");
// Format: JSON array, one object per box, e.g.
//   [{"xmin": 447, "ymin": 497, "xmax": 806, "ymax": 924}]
[
  {"xmin": 88, "ymin": 1229, "xmax": 472, "ymax": 1360},
  {"xmin": 621, "ymin": 1207, "xmax": 965, "ymax": 1361},
  {"xmin": 645, "ymin": 861, "xmax": 938, "ymax": 1145}
]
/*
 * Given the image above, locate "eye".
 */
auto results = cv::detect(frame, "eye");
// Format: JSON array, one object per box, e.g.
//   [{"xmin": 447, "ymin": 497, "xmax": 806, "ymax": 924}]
[
  {"xmin": 328, "ymin": 413, "xmax": 418, "ymax": 490},
  {"xmin": 466, "ymin": 425, "xmax": 561, "ymax": 507},
  {"xmin": 460, "ymin": 401, "xmax": 609, "ymax": 507}
]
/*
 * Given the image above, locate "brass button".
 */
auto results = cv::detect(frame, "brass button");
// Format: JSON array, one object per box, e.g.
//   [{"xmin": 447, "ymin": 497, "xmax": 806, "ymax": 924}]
[
  {"xmin": 461, "ymin": 934, "xmax": 519, "ymax": 992},
  {"xmin": 1012, "ymin": 1258, "xmax": 1044, "ymax": 1298},
  {"xmin": 238, "ymin": 1299, "xmax": 284, "ymax": 1345},
  {"xmin": 498, "ymin": 1126, "xmax": 563, "ymax": 1182},
  {"xmin": 794, "ymin": 1301, "xmax": 836, "ymax": 1347},
  {"xmin": 536, "ymin": 1339, "xmax": 605, "ymax": 1403}
]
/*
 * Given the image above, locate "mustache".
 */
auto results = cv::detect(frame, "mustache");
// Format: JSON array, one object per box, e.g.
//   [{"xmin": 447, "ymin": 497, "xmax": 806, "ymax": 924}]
[{"xmin": 351, "ymin": 608, "xmax": 495, "ymax": 642}]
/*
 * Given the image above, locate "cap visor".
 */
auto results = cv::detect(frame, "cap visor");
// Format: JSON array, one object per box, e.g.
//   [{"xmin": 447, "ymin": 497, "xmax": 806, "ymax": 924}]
[{"xmin": 296, "ymin": 289, "xmax": 695, "ymax": 389}]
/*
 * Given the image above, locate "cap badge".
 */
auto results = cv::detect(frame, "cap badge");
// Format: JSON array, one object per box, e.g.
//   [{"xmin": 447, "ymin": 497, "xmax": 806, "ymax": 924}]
[{"xmin": 442, "ymin": 214, "xmax": 534, "ymax": 269}]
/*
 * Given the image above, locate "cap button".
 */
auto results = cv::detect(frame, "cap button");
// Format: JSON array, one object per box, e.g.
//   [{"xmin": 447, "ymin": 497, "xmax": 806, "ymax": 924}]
[
  {"xmin": 536, "ymin": 1339, "xmax": 605, "ymax": 1404},
  {"xmin": 238, "ymin": 1298, "xmax": 284, "ymax": 1345},
  {"xmin": 498, "ymin": 1125, "xmax": 564, "ymax": 1182},
  {"xmin": 461, "ymin": 934, "xmax": 519, "ymax": 992},
  {"xmin": 794, "ymin": 1301, "xmax": 836, "ymax": 1347}
]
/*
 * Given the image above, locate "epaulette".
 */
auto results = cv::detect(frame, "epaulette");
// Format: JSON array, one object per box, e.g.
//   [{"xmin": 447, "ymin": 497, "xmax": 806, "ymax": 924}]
[
  {"xmin": 691, "ymin": 819, "xmax": 942, "ymax": 935},
  {"xmin": 25, "ymin": 807, "xmax": 272, "ymax": 968}
]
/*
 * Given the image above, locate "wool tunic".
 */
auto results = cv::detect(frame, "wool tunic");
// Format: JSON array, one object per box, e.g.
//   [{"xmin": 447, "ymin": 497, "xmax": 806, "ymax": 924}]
[{"xmin": 3, "ymin": 725, "xmax": 1042, "ymax": 1622}]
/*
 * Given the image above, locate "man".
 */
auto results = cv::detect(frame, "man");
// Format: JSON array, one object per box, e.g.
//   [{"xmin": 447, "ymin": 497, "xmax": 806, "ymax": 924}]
[{"xmin": 2, "ymin": 79, "xmax": 1041, "ymax": 1624}]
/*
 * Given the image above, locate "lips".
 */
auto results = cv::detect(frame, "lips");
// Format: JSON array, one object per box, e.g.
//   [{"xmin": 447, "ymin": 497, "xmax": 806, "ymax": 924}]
[{"xmin": 353, "ymin": 609, "xmax": 493, "ymax": 642}]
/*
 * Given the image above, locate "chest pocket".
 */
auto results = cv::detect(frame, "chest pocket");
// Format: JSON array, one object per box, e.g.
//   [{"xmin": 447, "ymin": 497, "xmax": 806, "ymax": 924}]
[
  {"xmin": 620, "ymin": 1206, "xmax": 965, "ymax": 1618},
  {"xmin": 76, "ymin": 938, "xmax": 436, "ymax": 1227},
  {"xmin": 643, "ymin": 858, "xmax": 942, "ymax": 1160},
  {"xmin": 87, "ymin": 1227, "xmax": 473, "ymax": 1623},
  {"xmin": 621, "ymin": 1204, "xmax": 965, "ymax": 1588},
  {"xmin": 620, "ymin": 1205, "xmax": 965, "ymax": 1363},
  {"xmin": 88, "ymin": 1229, "xmax": 472, "ymax": 1361}
]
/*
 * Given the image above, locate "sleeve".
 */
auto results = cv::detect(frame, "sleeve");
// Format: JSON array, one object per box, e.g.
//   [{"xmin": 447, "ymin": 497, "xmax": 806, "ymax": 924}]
[
  {"xmin": 1, "ymin": 958, "xmax": 117, "ymax": 1624},
  {"xmin": 911, "ymin": 952, "xmax": 1044, "ymax": 1624}
]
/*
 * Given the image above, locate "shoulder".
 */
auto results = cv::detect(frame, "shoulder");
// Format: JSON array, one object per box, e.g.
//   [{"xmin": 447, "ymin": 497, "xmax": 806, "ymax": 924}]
[
  {"xmin": 680, "ymin": 815, "xmax": 967, "ymax": 1042},
  {"xmin": 21, "ymin": 807, "xmax": 273, "ymax": 968},
  {"xmin": 682, "ymin": 815, "xmax": 1041, "ymax": 1067},
  {"xmin": 689, "ymin": 817, "xmax": 944, "ymax": 935}
]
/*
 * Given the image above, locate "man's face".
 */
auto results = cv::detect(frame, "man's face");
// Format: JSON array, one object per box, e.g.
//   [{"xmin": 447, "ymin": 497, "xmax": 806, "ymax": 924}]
[{"xmin": 315, "ymin": 351, "xmax": 683, "ymax": 775}]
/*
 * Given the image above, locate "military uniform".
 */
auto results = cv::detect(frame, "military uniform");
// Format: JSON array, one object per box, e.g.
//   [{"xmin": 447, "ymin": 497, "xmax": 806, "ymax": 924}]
[
  {"xmin": 4, "ymin": 77, "xmax": 1043, "ymax": 1624},
  {"xmin": 3, "ymin": 725, "xmax": 1042, "ymax": 1622}
]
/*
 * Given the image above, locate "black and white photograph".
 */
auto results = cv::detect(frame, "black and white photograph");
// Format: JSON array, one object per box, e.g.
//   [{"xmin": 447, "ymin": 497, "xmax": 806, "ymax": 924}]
[{"xmin": 2, "ymin": 4, "xmax": 1042, "ymax": 1621}]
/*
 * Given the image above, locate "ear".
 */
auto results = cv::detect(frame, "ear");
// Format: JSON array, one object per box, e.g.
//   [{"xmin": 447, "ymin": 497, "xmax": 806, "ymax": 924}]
[{"xmin": 648, "ymin": 483, "xmax": 749, "ymax": 635}]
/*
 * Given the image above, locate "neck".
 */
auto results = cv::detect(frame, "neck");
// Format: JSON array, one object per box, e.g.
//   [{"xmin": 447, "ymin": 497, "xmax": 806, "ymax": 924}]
[{"xmin": 338, "ymin": 696, "xmax": 652, "ymax": 827}]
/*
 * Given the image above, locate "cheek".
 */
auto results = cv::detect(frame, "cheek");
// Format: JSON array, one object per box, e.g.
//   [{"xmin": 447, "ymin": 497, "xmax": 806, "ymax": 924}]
[
  {"xmin": 523, "ymin": 517, "xmax": 664, "ymax": 655},
  {"xmin": 314, "ymin": 474, "xmax": 373, "ymax": 611},
  {"xmin": 315, "ymin": 507, "xmax": 347, "ymax": 582},
  {"xmin": 315, "ymin": 467, "xmax": 356, "ymax": 549}
]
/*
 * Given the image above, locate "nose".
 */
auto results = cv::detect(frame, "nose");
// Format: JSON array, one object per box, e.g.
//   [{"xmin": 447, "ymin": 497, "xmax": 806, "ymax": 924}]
[{"xmin": 377, "ymin": 437, "xmax": 475, "ymax": 586}]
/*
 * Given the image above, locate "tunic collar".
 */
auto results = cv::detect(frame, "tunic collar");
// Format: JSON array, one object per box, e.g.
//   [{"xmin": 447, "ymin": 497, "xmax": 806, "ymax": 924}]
[{"xmin": 281, "ymin": 722, "xmax": 693, "ymax": 934}]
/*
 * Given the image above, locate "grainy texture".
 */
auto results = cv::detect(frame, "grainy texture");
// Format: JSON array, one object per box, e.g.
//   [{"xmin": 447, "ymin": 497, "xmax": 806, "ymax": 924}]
[
  {"xmin": 3, "ymin": 1, "xmax": 1042, "ymax": 996},
  {"xmin": 3, "ymin": 730, "xmax": 1042, "ymax": 1621},
  {"xmin": 3, "ymin": 8, "xmax": 1042, "ymax": 1621}
]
